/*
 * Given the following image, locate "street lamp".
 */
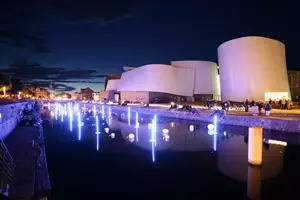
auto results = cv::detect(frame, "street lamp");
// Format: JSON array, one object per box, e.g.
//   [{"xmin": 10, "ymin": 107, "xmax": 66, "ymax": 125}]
[{"xmin": 2, "ymin": 86, "xmax": 6, "ymax": 97}]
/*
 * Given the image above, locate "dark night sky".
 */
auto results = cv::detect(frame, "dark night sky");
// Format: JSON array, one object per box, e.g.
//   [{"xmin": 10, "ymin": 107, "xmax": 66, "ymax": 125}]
[{"xmin": 0, "ymin": 0, "xmax": 298, "ymax": 92}]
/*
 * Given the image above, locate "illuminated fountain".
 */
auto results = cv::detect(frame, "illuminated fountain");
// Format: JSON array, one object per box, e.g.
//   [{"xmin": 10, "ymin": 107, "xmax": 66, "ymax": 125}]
[
  {"xmin": 93, "ymin": 105, "xmax": 96, "ymax": 118},
  {"xmin": 108, "ymin": 107, "xmax": 111, "ymax": 125},
  {"xmin": 61, "ymin": 111, "xmax": 64, "ymax": 122},
  {"xmin": 127, "ymin": 107, "xmax": 131, "ymax": 126},
  {"xmin": 101, "ymin": 105, "xmax": 104, "ymax": 120},
  {"xmin": 48, "ymin": 102, "xmax": 50, "ymax": 110},
  {"xmin": 95, "ymin": 115, "xmax": 100, "ymax": 134},
  {"xmin": 64, "ymin": 104, "xmax": 67, "ymax": 116},
  {"xmin": 150, "ymin": 115, "xmax": 157, "ymax": 162},
  {"xmin": 69, "ymin": 109, "xmax": 73, "ymax": 131},
  {"xmin": 95, "ymin": 115, "xmax": 101, "ymax": 150},
  {"xmin": 213, "ymin": 115, "xmax": 218, "ymax": 151},
  {"xmin": 135, "ymin": 112, "xmax": 139, "ymax": 142},
  {"xmin": 77, "ymin": 112, "xmax": 83, "ymax": 140}
]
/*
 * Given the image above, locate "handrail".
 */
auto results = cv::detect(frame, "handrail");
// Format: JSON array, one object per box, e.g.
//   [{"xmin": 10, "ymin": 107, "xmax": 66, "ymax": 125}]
[{"xmin": 0, "ymin": 137, "xmax": 14, "ymax": 197}]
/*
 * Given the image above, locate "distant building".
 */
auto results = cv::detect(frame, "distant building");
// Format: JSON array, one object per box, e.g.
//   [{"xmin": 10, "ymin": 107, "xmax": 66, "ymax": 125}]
[
  {"xmin": 60, "ymin": 92, "xmax": 72, "ymax": 99},
  {"xmin": 288, "ymin": 70, "xmax": 300, "ymax": 101},
  {"xmin": 76, "ymin": 87, "xmax": 94, "ymax": 101}
]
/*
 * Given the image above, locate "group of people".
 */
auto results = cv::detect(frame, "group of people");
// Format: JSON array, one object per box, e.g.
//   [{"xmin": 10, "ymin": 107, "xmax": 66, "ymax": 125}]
[{"xmin": 244, "ymin": 100, "xmax": 271, "ymax": 116}]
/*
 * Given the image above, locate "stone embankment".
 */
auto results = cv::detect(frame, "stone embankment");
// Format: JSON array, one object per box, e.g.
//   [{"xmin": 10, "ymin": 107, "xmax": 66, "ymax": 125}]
[
  {"xmin": 0, "ymin": 101, "xmax": 32, "ymax": 139},
  {"xmin": 0, "ymin": 100, "xmax": 50, "ymax": 199},
  {"xmin": 101, "ymin": 105, "xmax": 300, "ymax": 133}
]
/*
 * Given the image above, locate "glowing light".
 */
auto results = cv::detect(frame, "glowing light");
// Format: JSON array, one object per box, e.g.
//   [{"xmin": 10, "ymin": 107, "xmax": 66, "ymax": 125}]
[
  {"xmin": 78, "ymin": 112, "xmax": 82, "ymax": 140},
  {"xmin": 213, "ymin": 133, "xmax": 217, "ymax": 151},
  {"xmin": 207, "ymin": 124, "xmax": 214, "ymax": 131},
  {"xmin": 64, "ymin": 104, "xmax": 67, "ymax": 116},
  {"xmin": 162, "ymin": 129, "xmax": 169, "ymax": 134},
  {"xmin": 163, "ymin": 134, "xmax": 170, "ymax": 142},
  {"xmin": 148, "ymin": 123, "xmax": 152, "ymax": 130},
  {"xmin": 129, "ymin": 133, "xmax": 135, "ymax": 139},
  {"xmin": 171, "ymin": 122, "xmax": 174, "ymax": 127},
  {"xmin": 135, "ymin": 112, "xmax": 139, "ymax": 142},
  {"xmin": 48, "ymin": 102, "xmax": 50, "ymax": 110},
  {"xmin": 61, "ymin": 112, "xmax": 64, "ymax": 122},
  {"xmin": 104, "ymin": 127, "xmax": 109, "ymax": 133},
  {"xmin": 95, "ymin": 115, "xmax": 100, "ymax": 134},
  {"xmin": 96, "ymin": 133, "xmax": 99, "ymax": 151},
  {"xmin": 93, "ymin": 105, "xmax": 96, "ymax": 117},
  {"xmin": 128, "ymin": 107, "xmax": 131, "ymax": 117},
  {"xmin": 214, "ymin": 115, "xmax": 218, "ymax": 134},
  {"xmin": 268, "ymin": 139, "xmax": 287, "ymax": 146},
  {"xmin": 101, "ymin": 105, "xmax": 104, "ymax": 120},
  {"xmin": 224, "ymin": 131, "xmax": 226, "ymax": 136},
  {"xmin": 110, "ymin": 133, "xmax": 115, "ymax": 139},
  {"xmin": 208, "ymin": 130, "xmax": 214, "ymax": 135},
  {"xmin": 127, "ymin": 107, "xmax": 131, "ymax": 125},
  {"xmin": 150, "ymin": 115, "xmax": 157, "ymax": 162},
  {"xmin": 108, "ymin": 107, "xmax": 111, "ymax": 125},
  {"xmin": 189, "ymin": 125, "xmax": 194, "ymax": 132},
  {"xmin": 50, "ymin": 111, "xmax": 54, "ymax": 117},
  {"xmin": 69, "ymin": 111, "xmax": 73, "ymax": 131}
]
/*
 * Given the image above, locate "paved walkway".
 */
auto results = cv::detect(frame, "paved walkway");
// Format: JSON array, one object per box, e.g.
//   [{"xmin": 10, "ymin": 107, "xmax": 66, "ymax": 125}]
[
  {"xmin": 4, "ymin": 126, "xmax": 37, "ymax": 199},
  {"xmin": 126, "ymin": 103, "xmax": 300, "ymax": 120}
]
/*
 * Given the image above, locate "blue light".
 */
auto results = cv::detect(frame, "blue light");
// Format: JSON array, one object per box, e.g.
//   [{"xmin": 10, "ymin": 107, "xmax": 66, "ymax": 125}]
[
  {"xmin": 150, "ymin": 114, "xmax": 157, "ymax": 162},
  {"xmin": 101, "ymin": 105, "xmax": 104, "ymax": 120},
  {"xmin": 135, "ymin": 112, "xmax": 139, "ymax": 142},
  {"xmin": 95, "ymin": 115, "xmax": 100, "ymax": 134},
  {"xmin": 213, "ymin": 115, "xmax": 218, "ymax": 151},
  {"xmin": 96, "ymin": 133, "xmax": 99, "ymax": 151},
  {"xmin": 127, "ymin": 107, "xmax": 131, "ymax": 125},
  {"xmin": 69, "ymin": 112, "xmax": 73, "ymax": 131},
  {"xmin": 93, "ymin": 105, "xmax": 96, "ymax": 117},
  {"xmin": 48, "ymin": 102, "xmax": 50, "ymax": 110},
  {"xmin": 213, "ymin": 133, "xmax": 217, "ymax": 151},
  {"xmin": 78, "ymin": 112, "xmax": 82, "ymax": 140},
  {"xmin": 214, "ymin": 115, "xmax": 217, "ymax": 134},
  {"xmin": 108, "ymin": 107, "xmax": 111, "ymax": 125}
]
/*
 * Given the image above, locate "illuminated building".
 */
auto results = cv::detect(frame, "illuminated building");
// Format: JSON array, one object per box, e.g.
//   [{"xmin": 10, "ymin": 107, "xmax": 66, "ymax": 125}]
[
  {"xmin": 171, "ymin": 61, "xmax": 220, "ymax": 101},
  {"xmin": 117, "ymin": 62, "xmax": 219, "ymax": 103},
  {"xmin": 218, "ymin": 36, "xmax": 291, "ymax": 102},
  {"xmin": 98, "ymin": 36, "xmax": 291, "ymax": 103}
]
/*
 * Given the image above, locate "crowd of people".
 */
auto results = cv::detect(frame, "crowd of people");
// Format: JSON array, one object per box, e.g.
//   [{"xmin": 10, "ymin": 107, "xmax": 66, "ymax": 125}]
[{"xmin": 168, "ymin": 97, "xmax": 295, "ymax": 117}]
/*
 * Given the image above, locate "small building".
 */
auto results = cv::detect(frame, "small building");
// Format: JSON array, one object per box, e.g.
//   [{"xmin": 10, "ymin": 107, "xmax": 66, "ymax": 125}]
[{"xmin": 77, "ymin": 87, "xmax": 94, "ymax": 101}]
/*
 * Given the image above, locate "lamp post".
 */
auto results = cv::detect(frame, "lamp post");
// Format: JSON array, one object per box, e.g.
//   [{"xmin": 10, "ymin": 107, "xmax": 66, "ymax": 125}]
[{"xmin": 2, "ymin": 86, "xmax": 6, "ymax": 97}]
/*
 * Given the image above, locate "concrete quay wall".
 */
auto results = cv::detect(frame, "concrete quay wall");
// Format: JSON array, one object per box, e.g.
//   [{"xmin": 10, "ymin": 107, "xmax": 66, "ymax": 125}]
[
  {"xmin": 100, "ymin": 105, "xmax": 300, "ymax": 133},
  {"xmin": 0, "ymin": 101, "xmax": 32, "ymax": 139}
]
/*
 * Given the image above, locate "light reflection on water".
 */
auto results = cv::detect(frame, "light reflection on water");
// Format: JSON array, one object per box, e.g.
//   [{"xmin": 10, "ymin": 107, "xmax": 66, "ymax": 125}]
[{"xmin": 43, "ymin": 103, "xmax": 300, "ymax": 199}]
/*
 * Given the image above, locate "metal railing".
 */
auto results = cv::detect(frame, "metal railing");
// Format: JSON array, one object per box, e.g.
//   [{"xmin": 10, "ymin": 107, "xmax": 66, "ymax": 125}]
[{"xmin": 0, "ymin": 138, "xmax": 14, "ymax": 197}]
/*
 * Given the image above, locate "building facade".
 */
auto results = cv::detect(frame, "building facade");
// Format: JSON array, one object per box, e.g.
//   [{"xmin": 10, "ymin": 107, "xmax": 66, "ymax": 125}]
[{"xmin": 218, "ymin": 36, "xmax": 290, "ymax": 102}]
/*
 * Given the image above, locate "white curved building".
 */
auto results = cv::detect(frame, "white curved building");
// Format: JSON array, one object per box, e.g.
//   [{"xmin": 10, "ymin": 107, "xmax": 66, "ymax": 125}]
[
  {"xmin": 105, "ymin": 80, "xmax": 119, "ymax": 91},
  {"xmin": 171, "ymin": 60, "xmax": 219, "ymax": 100},
  {"xmin": 218, "ymin": 36, "xmax": 291, "ymax": 102},
  {"xmin": 117, "ymin": 64, "xmax": 194, "ymax": 102}
]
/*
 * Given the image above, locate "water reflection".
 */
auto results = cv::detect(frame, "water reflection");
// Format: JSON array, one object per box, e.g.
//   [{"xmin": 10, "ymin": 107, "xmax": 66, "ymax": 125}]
[
  {"xmin": 218, "ymin": 136, "xmax": 284, "ymax": 199},
  {"xmin": 44, "ymin": 103, "xmax": 299, "ymax": 199}
]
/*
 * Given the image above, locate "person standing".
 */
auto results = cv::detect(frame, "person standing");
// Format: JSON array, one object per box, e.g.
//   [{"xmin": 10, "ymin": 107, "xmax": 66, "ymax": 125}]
[
  {"xmin": 244, "ymin": 99, "xmax": 249, "ymax": 112},
  {"xmin": 265, "ymin": 103, "xmax": 271, "ymax": 116}
]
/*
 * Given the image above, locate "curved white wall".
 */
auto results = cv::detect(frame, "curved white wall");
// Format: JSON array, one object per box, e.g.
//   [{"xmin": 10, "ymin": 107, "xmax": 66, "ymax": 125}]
[
  {"xmin": 218, "ymin": 36, "xmax": 290, "ymax": 102},
  {"xmin": 106, "ymin": 80, "xmax": 119, "ymax": 91},
  {"xmin": 118, "ymin": 64, "xmax": 194, "ymax": 97},
  {"xmin": 171, "ymin": 61, "xmax": 219, "ymax": 95}
]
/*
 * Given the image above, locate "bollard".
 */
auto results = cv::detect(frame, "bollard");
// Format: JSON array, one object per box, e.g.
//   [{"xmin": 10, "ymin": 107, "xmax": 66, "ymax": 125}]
[
  {"xmin": 247, "ymin": 165, "xmax": 261, "ymax": 200},
  {"xmin": 248, "ymin": 127, "xmax": 263, "ymax": 166}
]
